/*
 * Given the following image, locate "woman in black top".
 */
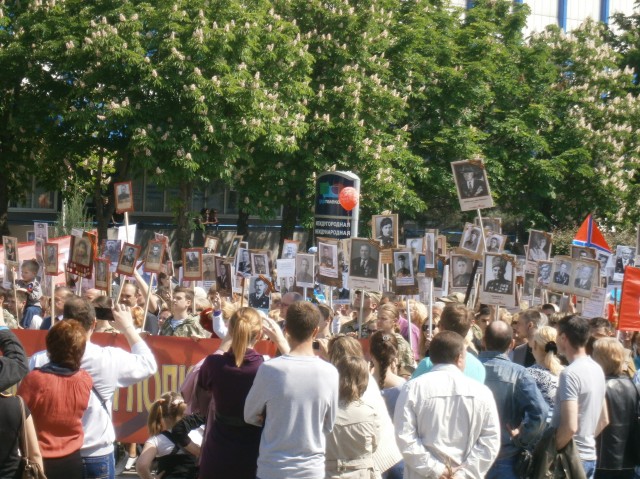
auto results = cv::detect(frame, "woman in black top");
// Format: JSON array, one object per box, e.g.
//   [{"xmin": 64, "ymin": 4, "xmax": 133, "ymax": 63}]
[{"xmin": 592, "ymin": 338, "xmax": 639, "ymax": 479}]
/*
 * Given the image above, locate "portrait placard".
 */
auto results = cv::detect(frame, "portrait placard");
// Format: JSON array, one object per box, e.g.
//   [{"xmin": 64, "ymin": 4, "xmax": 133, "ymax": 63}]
[
  {"xmin": 204, "ymin": 236, "xmax": 219, "ymax": 254},
  {"xmin": 44, "ymin": 242, "xmax": 59, "ymax": 275},
  {"xmin": 550, "ymin": 256, "xmax": 573, "ymax": 294},
  {"xmin": 2, "ymin": 236, "xmax": 19, "ymax": 267},
  {"xmin": 392, "ymin": 250, "xmax": 418, "ymax": 295},
  {"xmin": 459, "ymin": 223, "xmax": 484, "ymax": 259},
  {"xmin": 596, "ymin": 251, "xmax": 611, "ymax": 278},
  {"xmin": 611, "ymin": 245, "xmax": 635, "ymax": 284},
  {"xmin": 34, "ymin": 222, "xmax": 49, "ymax": 242},
  {"xmin": 250, "ymin": 250, "xmax": 271, "ymax": 277},
  {"xmin": 535, "ymin": 260, "xmax": 552, "ymax": 289},
  {"xmin": 295, "ymin": 253, "xmax": 315, "ymax": 289},
  {"xmin": 225, "ymin": 235, "xmax": 243, "ymax": 259},
  {"xmin": 570, "ymin": 245, "xmax": 596, "ymax": 260},
  {"xmin": 116, "ymin": 243, "xmax": 141, "ymax": 277},
  {"xmin": 480, "ymin": 253, "xmax": 516, "ymax": 308},
  {"xmin": 451, "ymin": 159, "xmax": 494, "ymax": 211},
  {"xmin": 526, "ymin": 230, "xmax": 552, "ymax": 272},
  {"xmin": 101, "ymin": 239, "xmax": 122, "ymax": 264},
  {"xmin": 144, "ymin": 240, "xmax": 165, "ymax": 274},
  {"xmin": 523, "ymin": 272, "xmax": 536, "ymax": 298},
  {"xmin": 67, "ymin": 233, "xmax": 96, "ymax": 278},
  {"xmin": 436, "ymin": 235, "xmax": 447, "ymax": 257},
  {"xmin": 424, "ymin": 229, "xmax": 438, "ymax": 272},
  {"xmin": 94, "ymin": 259, "xmax": 110, "ymax": 292},
  {"xmin": 182, "ymin": 248, "xmax": 203, "ymax": 281},
  {"xmin": 281, "ymin": 240, "xmax": 300, "ymax": 259},
  {"xmin": 450, "ymin": 254, "xmax": 474, "ymax": 291},
  {"xmin": 474, "ymin": 217, "xmax": 502, "ymax": 235},
  {"xmin": 348, "ymin": 239, "xmax": 381, "ymax": 292},
  {"xmin": 202, "ymin": 254, "xmax": 216, "ymax": 285},
  {"xmin": 318, "ymin": 239, "xmax": 340, "ymax": 284},
  {"xmin": 485, "ymin": 234, "xmax": 506, "ymax": 254},
  {"xmin": 407, "ymin": 237, "xmax": 424, "ymax": 255},
  {"xmin": 582, "ymin": 287, "xmax": 607, "ymax": 319},
  {"xmin": 114, "ymin": 181, "xmax": 134, "ymax": 213},
  {"xmin": 214, "ymin": 256, "xmax": 232, "ymax": 294},
  {"xmin": 248, "ymin": 276, "xmax": 271, "ymax": 311},
  {"xmin": 236, "ymin": 248, "xmax": 251, "ymax": 277},
  {"xmin": 372, "ymin": 214, "xmax": 398, "ymax": 249},
  {"xmin": 571, "ymin": 259, "xmax": 600, "ymax": 298}
]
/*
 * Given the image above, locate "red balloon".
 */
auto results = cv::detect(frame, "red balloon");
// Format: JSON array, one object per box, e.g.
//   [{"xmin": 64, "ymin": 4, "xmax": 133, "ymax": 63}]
[{"xmin": 339, "ymin": 187, "xmax": 359, "ymax": 211}]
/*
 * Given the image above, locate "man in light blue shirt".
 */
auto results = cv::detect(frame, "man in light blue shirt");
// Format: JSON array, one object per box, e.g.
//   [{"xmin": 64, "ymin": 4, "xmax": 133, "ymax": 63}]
[{"xmin": 412, "ymin": 303, "xmax": 486, "ymax": 383}]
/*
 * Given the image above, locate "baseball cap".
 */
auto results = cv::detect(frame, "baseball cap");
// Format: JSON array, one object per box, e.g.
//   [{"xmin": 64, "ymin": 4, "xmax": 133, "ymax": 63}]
[{"xmin": 438, "ymin": 292, "xmax": 465, "ymax": 304}]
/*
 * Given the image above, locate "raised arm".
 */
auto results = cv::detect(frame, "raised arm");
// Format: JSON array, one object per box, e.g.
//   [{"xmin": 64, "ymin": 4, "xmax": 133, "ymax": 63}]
[{"xmin": 0, "ymin": 320, "xmax": 28, "ymax": 390}]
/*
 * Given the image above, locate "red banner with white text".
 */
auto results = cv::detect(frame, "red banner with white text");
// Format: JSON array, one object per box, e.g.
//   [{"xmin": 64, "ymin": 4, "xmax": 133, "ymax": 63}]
[{"xmin": 13, "ymin": 330, "xmax": 276, "ymax": 443}]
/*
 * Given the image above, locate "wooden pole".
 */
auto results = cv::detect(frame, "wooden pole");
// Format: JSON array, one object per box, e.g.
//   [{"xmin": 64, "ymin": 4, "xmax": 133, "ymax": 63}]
[
  {"xmin": 11, "ymin": 267, "xmax": 19, "ymax": 323},
  {"xmin": 50, "ymin": 275, "xmax": 55, "ymax": 322},
  {"xmin": 124, "ymin": 212, "xmax": 131, "ymax": 243},
  {"xmin": 428, "ymin": 277, "xmax": 433, "ymax": 334},
  {"xmin": 142, "ymin": 273, "xmax": 155, "ymax": 332},
  {"xmin": 405, "ymin": 295, "xmax": 414, "ymax": 359}
]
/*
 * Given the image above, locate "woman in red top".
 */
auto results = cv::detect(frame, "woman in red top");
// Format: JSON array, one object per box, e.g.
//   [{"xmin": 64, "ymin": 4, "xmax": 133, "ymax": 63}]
[{"xmin": 18, "ymin": 319, "xmax": 92, "ymax": 479}]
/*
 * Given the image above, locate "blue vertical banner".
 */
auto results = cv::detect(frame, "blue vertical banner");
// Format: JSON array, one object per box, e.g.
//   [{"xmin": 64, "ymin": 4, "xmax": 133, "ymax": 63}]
[{"xmin": 314, "ymin": 172, "xmax": 360, "ymax": 240}]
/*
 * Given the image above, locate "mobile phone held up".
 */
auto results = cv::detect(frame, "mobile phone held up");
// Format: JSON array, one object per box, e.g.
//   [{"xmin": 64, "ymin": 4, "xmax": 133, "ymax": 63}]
[
  {"xmin": 312, "ymin": 340, "xmax": 320, "ymax": 350},
  {"xmin": 95, "ymin": 307, "xmax": 115, "ymax": 321}
]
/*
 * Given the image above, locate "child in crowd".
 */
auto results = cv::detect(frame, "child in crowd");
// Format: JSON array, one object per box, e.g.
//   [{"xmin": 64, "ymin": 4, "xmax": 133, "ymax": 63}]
[
  {"xmin": 136, "ymin": 392, "xmax": 204, "ymax": 479},
  {"xmin": 16, "ymin": 259, "xmax": 43, "ymax": 329}
]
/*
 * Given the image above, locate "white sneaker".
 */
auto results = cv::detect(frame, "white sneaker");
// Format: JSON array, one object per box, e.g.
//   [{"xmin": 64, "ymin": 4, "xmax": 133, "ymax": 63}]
[{"xmin": 125, "ymin": 456, "xmax": 137, "ymax": 471}]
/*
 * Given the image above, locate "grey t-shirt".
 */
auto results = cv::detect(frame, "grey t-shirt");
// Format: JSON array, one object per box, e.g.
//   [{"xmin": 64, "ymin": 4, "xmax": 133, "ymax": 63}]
[
  {"xmin": 244, "ymin": 355, "xmax": 339, "ymax": 479},
  {"xmin": 552, "ymin": 356, "xmax": 605, "ymax": 460}
]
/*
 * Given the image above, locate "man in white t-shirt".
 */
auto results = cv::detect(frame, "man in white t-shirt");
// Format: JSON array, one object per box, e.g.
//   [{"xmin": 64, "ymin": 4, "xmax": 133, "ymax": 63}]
[
  {"xmin": 245, "ymin": 302, "xmax": 339, "ymax": 479},
  {"xmin": 30, "ymin": 297, "xmax": 157, "ymax": 479},
  {"xmin": 553, "ymin": 315, "xmax": 607, "ymax": 479}
]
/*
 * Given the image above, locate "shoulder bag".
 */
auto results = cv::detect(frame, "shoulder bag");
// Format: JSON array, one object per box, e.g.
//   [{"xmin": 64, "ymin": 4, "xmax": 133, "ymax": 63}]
[{"xmin": 17, "ymin": 396, "xmax": 47, "ymax": 479}]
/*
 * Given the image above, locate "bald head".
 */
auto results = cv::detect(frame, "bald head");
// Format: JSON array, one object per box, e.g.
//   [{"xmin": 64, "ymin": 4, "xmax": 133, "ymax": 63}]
[
  {"xmin": 484, "ymin": 320, "xmax": 513, "ymax": 353},
  {"xmin": 83, "ymin": 288, "xmax": 102, "ymax": 301}
]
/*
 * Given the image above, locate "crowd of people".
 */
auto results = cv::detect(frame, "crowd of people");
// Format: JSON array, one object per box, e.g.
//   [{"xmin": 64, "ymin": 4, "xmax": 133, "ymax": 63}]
[{"xmin": 1, "ymin": 257, "xmax": 640, "ymax": 479}]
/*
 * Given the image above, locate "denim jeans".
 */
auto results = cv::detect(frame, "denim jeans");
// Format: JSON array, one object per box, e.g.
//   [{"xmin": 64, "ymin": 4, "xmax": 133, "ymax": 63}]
[
  {"xmin": 582, "ymin": 460, "xmax": 596, "ymax": 479},
  {"xmin": 486, "ymin": 455, "xmax": 519, "ymax": 479},
  {"xmin": 21, "ymin": 305, "xmax": 42, "ymax": 329},
  {"xmin": 82, "ymin": 453, "xmax": 115, "ymax": 479}
]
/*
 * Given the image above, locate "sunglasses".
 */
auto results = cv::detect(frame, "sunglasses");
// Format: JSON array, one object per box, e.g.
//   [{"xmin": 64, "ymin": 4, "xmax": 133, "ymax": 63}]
[{"xmin": 421, "ymin": 323, "xmax": 435, "ymax": 332}]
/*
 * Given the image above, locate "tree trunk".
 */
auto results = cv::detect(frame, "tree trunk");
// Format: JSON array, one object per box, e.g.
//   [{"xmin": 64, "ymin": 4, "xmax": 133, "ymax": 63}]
[
  {"xmin": 0, "ymin": 174, "xmax": 10, "ymax": 237},
  {"xmin": 236, "ymin": 209, "xmax": 250, "ymax": 236},
  {"xmin": 279, "ymin": 198, "xmax": 298, "ymax": 257},
  {"xmin": 93, "ymin": 154, "xmax": 113, "ymax": 242},
  {"xmin": 175, "ymin": 180, "xmax": 194, "ymax": 254}
]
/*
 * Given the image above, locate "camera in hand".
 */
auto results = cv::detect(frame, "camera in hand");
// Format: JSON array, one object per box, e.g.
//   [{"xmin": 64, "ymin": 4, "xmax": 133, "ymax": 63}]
[{"xmin": 95, "ymin": 307, "xmax": 115, "ymax": 321}]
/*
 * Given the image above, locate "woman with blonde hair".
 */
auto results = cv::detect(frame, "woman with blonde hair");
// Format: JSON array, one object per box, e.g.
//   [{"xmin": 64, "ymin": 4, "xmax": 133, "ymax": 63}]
[
  {"xmin": 325, "ymin": 356, "xmax": 380, "ymax": 479},
  {"xmin": 198, "ymin": 308, "xmax": 287, "ymax": 478},
  {"xmin": 526, "ymin": 325, "xmax": 563, "ymax": 418},
  {"xmin": 592, "ymin": 338, "xmax": 638, "ymax": 479},
  {"xmin": 136, "ymin": 392, "xmax": 203, "ymax": 479}
]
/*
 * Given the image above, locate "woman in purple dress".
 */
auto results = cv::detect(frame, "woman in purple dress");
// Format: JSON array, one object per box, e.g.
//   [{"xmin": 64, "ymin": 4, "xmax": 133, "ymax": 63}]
[{"xmin": 198, "ymin": 308, "xmax": 286, "ymax": 479}]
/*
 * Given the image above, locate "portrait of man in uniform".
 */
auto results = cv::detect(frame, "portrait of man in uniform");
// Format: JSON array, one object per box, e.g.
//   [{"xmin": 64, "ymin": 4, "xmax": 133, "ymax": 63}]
[
  {"xmin": 485, "ymin": 256, "xmax": 513, "ymax": 294},
  {"xmin": 248, "ymin": 276, "xmax": 270, "ymax": 310}
]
